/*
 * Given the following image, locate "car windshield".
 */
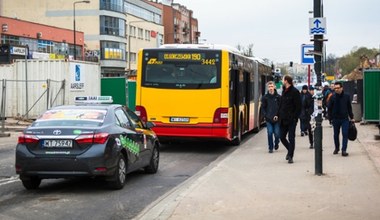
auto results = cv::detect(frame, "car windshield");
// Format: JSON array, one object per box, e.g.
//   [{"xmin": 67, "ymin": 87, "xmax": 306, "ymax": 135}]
[{"xmin": 31, "ymin": 109, "xmax": 107, "ymax": 127}]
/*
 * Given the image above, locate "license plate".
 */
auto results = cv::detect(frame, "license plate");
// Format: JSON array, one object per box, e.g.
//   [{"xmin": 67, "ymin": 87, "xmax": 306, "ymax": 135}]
[
  {"xmin": 170, "ymin": 117, "xmax": 190, "ymax": 123},
  {"xmin": 43, "ymin": 140, "xmax": 73, "ymax": 148}
]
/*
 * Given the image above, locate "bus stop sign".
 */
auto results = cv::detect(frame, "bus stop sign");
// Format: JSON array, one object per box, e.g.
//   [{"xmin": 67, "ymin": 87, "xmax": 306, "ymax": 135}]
[{"xmin": 301, "ymin": 44, "xmax": 315, "ymax": 65}]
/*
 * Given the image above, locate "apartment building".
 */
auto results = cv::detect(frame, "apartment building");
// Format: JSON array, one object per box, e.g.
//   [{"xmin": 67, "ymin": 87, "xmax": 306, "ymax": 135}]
[
  {"xmin": 146, "ymin": 0, "xmax": 200, "ymax": 44},
  {"xmin": 0, "ymin": 0, "xmax": 164, "ymax": 77}
]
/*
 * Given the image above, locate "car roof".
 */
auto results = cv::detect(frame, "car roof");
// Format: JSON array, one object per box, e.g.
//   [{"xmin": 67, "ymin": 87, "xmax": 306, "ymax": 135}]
[{"xmin": 50, "ymin": 104, "xmax": 122, "ymax": 111}]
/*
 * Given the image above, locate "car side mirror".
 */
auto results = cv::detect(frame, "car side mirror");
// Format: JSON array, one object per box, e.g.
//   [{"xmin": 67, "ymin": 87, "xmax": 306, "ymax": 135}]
[{"xmin": 146, "ymin": 121, "xmax": 155, "ymax": 129}]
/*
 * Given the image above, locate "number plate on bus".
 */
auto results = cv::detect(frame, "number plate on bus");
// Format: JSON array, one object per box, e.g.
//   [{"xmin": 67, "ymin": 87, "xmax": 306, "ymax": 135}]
[
  {"xmin": 170, "ymin": 117, "xmax": 190, "ymax": 123},
  {"xmin": 43, "ymin": 140, "xmax": 73, "ymax": 148}
]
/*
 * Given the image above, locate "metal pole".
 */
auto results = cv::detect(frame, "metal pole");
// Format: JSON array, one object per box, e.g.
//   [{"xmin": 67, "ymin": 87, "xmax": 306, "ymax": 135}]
[
  {"xmin": 128, "ymin": 25, "xmax": 131, "ymax": 74},
  {"xmin": 73, "ymin": 1, "xmax": 90, "ymax": 61},
  {"xmin": 25, "ymin": 45, "xmax": 29, "ymax": 119},
  {"xmin": 1, "ymin": 79, "xmax": 6, "ymax": 133},
  {"xmin": 314, "ymin": 0, "xmax": 323, "ymax": 175},
  {"xmin": 73, "ymin": 2, "xmax": 76, "ymax": 60},
  {"xmin": 308, "ymin": 65, "xmax": 311, "ymax": 87}
]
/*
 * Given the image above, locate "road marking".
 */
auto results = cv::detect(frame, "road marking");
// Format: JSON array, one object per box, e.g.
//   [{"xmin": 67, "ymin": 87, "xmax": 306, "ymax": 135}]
[{"xmin": 0, "ymin": 176, "xmax": 20, "ymax": 186}]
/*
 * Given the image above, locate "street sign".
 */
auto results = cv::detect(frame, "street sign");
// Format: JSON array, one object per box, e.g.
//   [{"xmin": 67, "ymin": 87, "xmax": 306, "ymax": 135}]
[
  {"xmin": 301, "ymin": 44, "xmax": 315, "ymax": 64},
  {"xmin": 309, "ymin": 17, "xmax": 327, "ymax": 35},
  {"xmin": 10, "ymin": 46, "xmax": 27, "ymax": 55}
]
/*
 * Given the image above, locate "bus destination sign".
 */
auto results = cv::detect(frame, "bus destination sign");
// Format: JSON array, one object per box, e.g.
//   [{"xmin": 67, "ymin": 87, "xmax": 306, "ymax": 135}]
[{"xmin": 159, "ymin": 53, "xmax": 205, "ymax": 61}]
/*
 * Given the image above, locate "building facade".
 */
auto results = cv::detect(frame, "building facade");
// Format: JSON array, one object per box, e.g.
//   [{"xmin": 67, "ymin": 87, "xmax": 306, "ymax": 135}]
[
  {"xmin": 0, "ymin": 16, "xmax": 84, "ymax": 61},
  {"xmin": 0, "ymin": 0, "xmax": 164, "ymax": 77},
  {"xmin": 145, "ymin": 0, "xmax": 200, "ymax": 44}
]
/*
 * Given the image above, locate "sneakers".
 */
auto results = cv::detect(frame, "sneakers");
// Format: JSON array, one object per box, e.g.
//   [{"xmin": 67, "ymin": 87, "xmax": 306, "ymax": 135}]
[
  {"xmin": 274, "ymin": 144, "xmax": 279, "ymax": 150},
  {"xmin": 301, "ymin": 132, "xmax": 305, "ymax": 136},
  {"xmin": 333, "ymin": 149, "xmax": 339, "ymax": 154},
  {"xmin": 269, "ymin": 149, "xmax": 273, "ymax": 153},
  {"xmin": 288, "ymin": 158, "xmax": 294, "ymax": 164},
  {"xmin": 342, "ymin": 151, "xmax": 349, "ymax": 157}
]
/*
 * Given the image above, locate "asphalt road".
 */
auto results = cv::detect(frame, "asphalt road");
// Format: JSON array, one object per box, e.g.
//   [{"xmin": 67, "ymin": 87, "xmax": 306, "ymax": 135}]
[{"xmin": 0, "ymin": 137, "xmax": 239, "ymax": 220}]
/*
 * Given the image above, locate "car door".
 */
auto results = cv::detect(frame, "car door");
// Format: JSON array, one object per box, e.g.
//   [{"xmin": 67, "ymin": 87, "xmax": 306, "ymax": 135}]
[
  {"xmin": 124, "ymin": 108, "xmax": 154, "ymax": 163},
  {"xmin": 114, "ymin": 108, "xmax": 144, "ymax": 170}
]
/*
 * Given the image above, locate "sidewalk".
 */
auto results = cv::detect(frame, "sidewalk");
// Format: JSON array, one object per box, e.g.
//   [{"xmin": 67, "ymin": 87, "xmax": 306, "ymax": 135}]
[
  {"xmin": 0, "ymin": 118, "xmax": 31, "ymax": 138},
  {"xmin": 136, "ymin": 121, "xmax": 380, "ymax": 220}
]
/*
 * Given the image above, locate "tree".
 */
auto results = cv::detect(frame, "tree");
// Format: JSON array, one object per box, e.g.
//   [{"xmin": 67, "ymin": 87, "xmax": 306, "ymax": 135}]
[
  {"xmin": 325, "ymin": 53, "xmax": 337, "ymax": 76},
  {"xmin": 337, "ymin": 47, "xmax": 378, "ymax": 76},
  {"xmin": 235, "ymin": 43, "xmax": 254, "ymax": 57}
]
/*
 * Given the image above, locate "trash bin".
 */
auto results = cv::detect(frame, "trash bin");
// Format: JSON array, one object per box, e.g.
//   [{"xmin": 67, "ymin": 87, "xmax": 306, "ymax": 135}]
[{"xmin": 352, "ymin": 103, "xmax": 361, "ymax": 122}]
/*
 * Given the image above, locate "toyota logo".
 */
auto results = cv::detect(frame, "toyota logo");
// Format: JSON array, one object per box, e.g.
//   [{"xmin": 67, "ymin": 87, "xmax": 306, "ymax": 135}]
[{"xmin": 53, "ymin": 130, "xmax": 62, "ymax": 135}]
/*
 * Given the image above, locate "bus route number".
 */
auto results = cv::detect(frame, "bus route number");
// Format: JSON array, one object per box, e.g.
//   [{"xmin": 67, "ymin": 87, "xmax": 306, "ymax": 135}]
[
  {"xmin": 147, "ymin": 58, "xmax": 163, "ymax": 65},
  {"xmin": 202, "ymin": 59, "xmax": 216, "ymax": 65}
]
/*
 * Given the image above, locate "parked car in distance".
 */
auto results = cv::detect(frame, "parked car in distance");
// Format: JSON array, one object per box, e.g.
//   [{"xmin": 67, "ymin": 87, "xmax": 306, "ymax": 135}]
[{"xmin": 15, "ymin": 96, "xmax": 160, "ymax": 190}]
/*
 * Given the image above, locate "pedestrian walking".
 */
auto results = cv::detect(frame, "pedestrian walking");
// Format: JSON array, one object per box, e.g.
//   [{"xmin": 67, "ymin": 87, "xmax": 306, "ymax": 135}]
[
  {"xmin": 299, "ymin": 85, "xmax": 312, "ymax": 137},
  {"xmin": 277, "ymin": 75, "xmax": 301, "ymax": 163},
  {"xmin": 328, "ymin": 81, "xmax": 355, "ymax": 157},
  {"xmin": 261, "ymin": 81, "xmax": 281, "ymax": 153},
  {"xmin": 302, "ymin": 86, "xmax": 315, "ymax": 148}
]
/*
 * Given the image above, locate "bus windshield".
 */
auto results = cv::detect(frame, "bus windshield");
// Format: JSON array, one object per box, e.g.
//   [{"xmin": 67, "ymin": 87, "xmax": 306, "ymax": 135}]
[{"xmin": 141, "ymin": 50, "xmax": 221, "ymax": 89}]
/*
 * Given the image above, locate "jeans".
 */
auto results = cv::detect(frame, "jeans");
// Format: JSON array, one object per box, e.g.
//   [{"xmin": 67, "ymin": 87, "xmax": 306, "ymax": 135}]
[
  {"xmin": 300, "ymin": 118, "xmax": 306, "ymax": 132},
  {"xmin": 280, "ymin": 120, "xmax": 297, "ymax": 158},
  {"xmin": 266, "ymin": 121, "xmax": 280, "ymax": 150},
  {"xmin": 332, "ymin": 118, "xmax": 349, "ymax": 152}
]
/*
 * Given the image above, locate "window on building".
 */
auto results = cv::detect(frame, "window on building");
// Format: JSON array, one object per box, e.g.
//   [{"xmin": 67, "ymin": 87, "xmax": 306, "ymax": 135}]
[
  {"xmin": 130, "ymin": 52, "xmax": 136, "ymax": 63},
  {"xmin": 138, "ymin": 28, "xmax": 143, "ymax": 39},
  {"xmin": 145, "ymin": 30, "xmax": 151, "ymax": 41},
  {"xmin": 124, "ymin": 2, "xmax": 161, "ymax": 24},
  {"xmin": 129, "ymin": 26, "xmax": 136, "ymax": 37},
  {"xmin": 100, "ymin": 16, "xmax": 125, "ymax": 37},
  {"xmin": 1, "ymin": 35, "xmax": 20, "ymax": 45},
  {"xmin": 100, "ymin": 0, "xmax": 124, "ymax": 13},
  {"xmin": 100, "ymin": 41, "xmax": 126, "ymax": 60},
  {"xmin": 38, "ymin": 40, "xmax": 54, "ymax": 53}
]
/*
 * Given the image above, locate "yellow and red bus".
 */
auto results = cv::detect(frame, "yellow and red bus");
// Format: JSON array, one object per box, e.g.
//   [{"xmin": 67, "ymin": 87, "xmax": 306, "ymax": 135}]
[{"xmin": 135, "ymin": 44, "xmax": 272, "ymax": 145}]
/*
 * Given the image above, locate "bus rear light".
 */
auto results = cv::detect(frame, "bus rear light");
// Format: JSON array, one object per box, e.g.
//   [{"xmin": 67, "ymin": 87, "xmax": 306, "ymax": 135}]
[
  {"xmin": 213, "ymin": 108, "xmax": 229, "ymax": 123},
  {"xmin": 135, "ymin": 105, "xmax": 148, "ymax": 122}
]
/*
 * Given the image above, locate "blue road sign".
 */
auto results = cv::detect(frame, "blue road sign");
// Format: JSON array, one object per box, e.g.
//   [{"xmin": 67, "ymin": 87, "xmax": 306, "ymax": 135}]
[
  {"xmin": 301, "ymin": 44, "xmax": 315, "ymax": 64},
  {"xmin": 309, "ymin": 17, "xmax": 327, "ymax": 35}
]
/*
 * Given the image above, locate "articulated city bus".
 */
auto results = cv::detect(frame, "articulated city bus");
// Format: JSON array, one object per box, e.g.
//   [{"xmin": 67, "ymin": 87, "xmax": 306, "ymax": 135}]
[{"xmin": 135, "ymin": 44, "xmax": 272, "ymax": 145}]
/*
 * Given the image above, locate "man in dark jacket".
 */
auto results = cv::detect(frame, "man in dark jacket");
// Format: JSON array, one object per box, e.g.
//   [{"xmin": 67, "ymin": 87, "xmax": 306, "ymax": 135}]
[
  {"xmin": 299, "ymin": 85, "xmax": 314, "ymax": 149},
  {"xmin": 277, "ymin": 75, "xmax": 301, "ymax": 164},
  {"xmin": 261, "ymin": 81, "xmax": 281, "ymax": 153},
  {"xmin": 328, "ymin": 81, "xmax": 354, "ymax": 156}
]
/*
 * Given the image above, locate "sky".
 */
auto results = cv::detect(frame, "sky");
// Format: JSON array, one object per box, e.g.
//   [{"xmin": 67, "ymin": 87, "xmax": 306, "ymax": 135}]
[{"xmin": 174, "ymin": 0, "xmax": 380, "ymax": 64}]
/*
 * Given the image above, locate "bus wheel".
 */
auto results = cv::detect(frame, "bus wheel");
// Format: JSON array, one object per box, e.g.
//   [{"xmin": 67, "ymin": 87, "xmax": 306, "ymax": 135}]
[{"xmin": 232, "ymin": 121, "xmax": 242, "ymax": 146}]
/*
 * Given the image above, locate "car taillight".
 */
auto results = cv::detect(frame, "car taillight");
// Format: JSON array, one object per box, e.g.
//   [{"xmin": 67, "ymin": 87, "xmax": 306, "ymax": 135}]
[
  {"xmin": 135, "ymin": 105, "xmax": 148, "ymax": 122},
  {"xmin": 213, "ymin": 108, "xmax": 229, "ymax": 123},
  {"xmin": 18, "ymin": 134, "xmax": 39, "ymax": 144},
  {"xmin": 76, "ymin": 133, "xmax": 109, "ymax": 144}
]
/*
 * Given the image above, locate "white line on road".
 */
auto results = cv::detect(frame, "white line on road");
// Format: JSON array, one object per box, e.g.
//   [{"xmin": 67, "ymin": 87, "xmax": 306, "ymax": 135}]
[{"xmin": 0, "ymin": 176, "xmax": 20, "ymax": 186}]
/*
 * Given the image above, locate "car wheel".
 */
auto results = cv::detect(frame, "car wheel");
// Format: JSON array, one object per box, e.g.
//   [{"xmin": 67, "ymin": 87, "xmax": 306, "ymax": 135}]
[
  {"xmin": 145, "ymin": 145, "xmax": 159, "ymax": 174},
  {"xmin": 108, "ymin": 154, "xmax": 127, "ymax": 190},
  {"xmin": 21, "ymin": 176, "xmax": 41, "ymax": 190}
]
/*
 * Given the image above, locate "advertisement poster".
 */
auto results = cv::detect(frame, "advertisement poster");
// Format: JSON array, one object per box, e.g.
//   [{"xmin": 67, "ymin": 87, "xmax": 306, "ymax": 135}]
[{"xmin": 70, "ymin": 63, "xmax": 85, "ymax": 91}]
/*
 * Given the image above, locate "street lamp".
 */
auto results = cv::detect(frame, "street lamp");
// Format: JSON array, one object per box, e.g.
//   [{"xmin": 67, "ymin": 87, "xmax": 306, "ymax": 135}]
[
  {"xmin": 73, "ymin": 0, "xmax": 90, "ymax": 60},
  {"xmin": 128, "ymin": 20, "xmax": 145, "ymax": 75}
]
